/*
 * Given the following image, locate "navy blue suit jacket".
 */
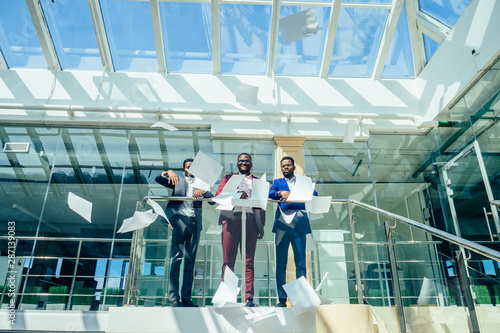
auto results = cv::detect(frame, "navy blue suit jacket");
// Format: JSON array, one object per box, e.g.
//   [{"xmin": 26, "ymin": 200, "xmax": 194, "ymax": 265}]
[{"xmin": 268, "ymin": 177, "xmax": 318, "ymax": 235}]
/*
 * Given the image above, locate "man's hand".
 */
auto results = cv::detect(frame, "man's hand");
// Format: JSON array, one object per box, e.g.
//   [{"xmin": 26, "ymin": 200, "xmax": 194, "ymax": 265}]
[
  {"xmin": 239, "ymin": 191, "xmax": 249, "ymax": 199},
  {"xmin": 193, "ymin": 189, "xmax": 207, "ymax": 198},
  {"xmin": 278, "ymin": 190, "xmax": 291, "ymax": 204},
  {"xmin": 163, "ymin": 170, "xmax": 179, "ymax": 185},
  {"xmin": 256, "ymin": 223, "xmax": 265, "ymax": 239}
]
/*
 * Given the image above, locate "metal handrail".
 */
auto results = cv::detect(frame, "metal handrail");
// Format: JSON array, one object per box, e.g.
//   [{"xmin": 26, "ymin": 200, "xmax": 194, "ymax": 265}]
[
  {"xmin": 491, "ymin": 200, "xmax": 500, "ymax": 207},
  {"xmin": 143, "ymin": 196, "xmax": 500, "ymax": 262}
]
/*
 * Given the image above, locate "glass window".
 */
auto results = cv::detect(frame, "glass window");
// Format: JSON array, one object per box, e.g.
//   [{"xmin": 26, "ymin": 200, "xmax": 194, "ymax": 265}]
[
  {"xmin": 100, "ymin": 0, "xmax": 157, "ymax": 72},
  {"xmin": 382, "ymin": 3, "xmax": 414, "ymax": 78},
  {"xmin": 160, "ymin": 2, "xmax": 212, "ymax": 73},
  {"xmin": 419, "ymin": 0, "xmax": 471, "ymax": 27},
  {"xmin": 423, "ymin": 34, "xmax": 439, "ymax": 64},
  {"xmin": 40, "ymin": 0, "xmax": 101, "ymax": 70},
  {"xmin": 0, "ymin": 1, "xmax": 47, "ymax": 68},
  {"xmin": 220, "ymin": 4, "xmax": 271, "ymax": 75},
  {"xmin": 329, "ymin": 8, "xmax": 389, "ymax": 77}
]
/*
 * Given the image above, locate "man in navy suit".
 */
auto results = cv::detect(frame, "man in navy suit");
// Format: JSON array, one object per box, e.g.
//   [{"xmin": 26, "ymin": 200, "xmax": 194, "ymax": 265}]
[
  {"xmin": 155, "ymin": 158, "xmax": 214, "ymax": 307},
  {"xmin": 268, "ymin": 156, "xmax": 317, "ymax": 307}
]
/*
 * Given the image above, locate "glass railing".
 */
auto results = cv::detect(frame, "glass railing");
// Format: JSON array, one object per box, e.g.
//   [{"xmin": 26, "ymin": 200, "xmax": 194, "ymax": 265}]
[{"xmin": 123, "ymin": 196, "xmax": 500, "ymax": 333}]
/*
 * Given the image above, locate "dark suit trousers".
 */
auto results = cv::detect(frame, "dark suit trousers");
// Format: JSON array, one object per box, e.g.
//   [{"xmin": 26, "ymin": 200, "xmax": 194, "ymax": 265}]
[
  {"xmin": 221, "ymin": 212, "xmax": 258, "ymax": 302},
  {"xmin": 168, "ymin": 215, "xmax": 200, "ymax": 302},
  {"xmin": 275, "ymin": 226, "xmax": 307, "ymax": 302}
]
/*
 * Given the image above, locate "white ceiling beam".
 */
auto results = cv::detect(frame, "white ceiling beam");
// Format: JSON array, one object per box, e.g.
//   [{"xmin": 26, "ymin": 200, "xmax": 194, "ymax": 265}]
[
  {"xmin": 319, "ymin": 0, "xmax": 341, "ymax": 78},
  {"xmin": 405, "ymin": 0, "xmax": 424, "ymax": 77},
  {"xmin": 26, "ymin": 0, "xmax": 60, "ymax": 70},
  {"xmin": 416, "ymin": 11, "xmax": 449, "ymax": 43},
  {"xmin": 372, "ymin": 0, "xmax": 404, "ymax": 79},
  {"xmin": 88, "ymin": 0, "xmax": 114, "ymax": 71},
  {"xmin": 267, "ymin": 0, "xmax": 281, "ymax": 77},
  {"xmin": 154, "ymin": 0, "xmax": 393, "ymax": 8},
  {"xmin": 0, "ymin": 49, "xmax": 7, "ymax": 70},
  {"xmin": 149, "ymin": 0, "xmax": 167, "ymax": 72},
  {"xmin": 211, "ymin": 0, "xmax": 220, "ymax": 74}
]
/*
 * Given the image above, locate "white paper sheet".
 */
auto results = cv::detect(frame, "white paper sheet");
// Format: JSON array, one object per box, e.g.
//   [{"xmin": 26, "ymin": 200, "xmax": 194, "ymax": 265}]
[
  {"xmin": 283, "ymin": 276, "xmax": 321, "ymax": 314},
  {"xmin": 67, "ymin": 192, "xmax": 92, "ymax": 223},
  {"xmin": 287, "ymin": 175, "xmax": 314, "ymax": 202},
  {"xmin": 212, "ymin": 267, "xmax": 241, "ymax": 307},
  {"xmin": 279, "ymin": 8, "xmax": 319, "ymax": 44},
  {"xmin": 260, "ymin": 173, "xmax": 266, "ymax": 182},
  {"xmin": 251, "ymin": 178, "xmax": 270, "ymax": 210},
  {"xmin": 221, "ymin": 174, "xmax": 245, "ymax": 193},
  {"xmin": 192, "ymin": 176, "xmax": 211, "ymax": 191},
  {"xmin": 305, "ymin": 233, "xmax": 315, "ymax": 253},
  {"xmin": 117, "ymin": 210, "xmax": 158, "ymax": 233},
  {"xmin": 305, "ymin": 196, "xmax": 332, "ymax": 214},
  {"xmin": 279, "ymin": 206, "xmax": 297, "ymax": 225},
  {"xmin": 235, "ymin": 83, "xmax": 259, "ymax": 106},
  {"xmin": 146, "ymin": 198, "xmax": 171, "ymax": 227},
  {"xmin": 244, "ymin": 309, "xmax": 277, "ymax": 323},
  {"xmin": 150, "ymin": 121, "xmax": 178, "ymax": 131},
  {"xmin": 188, "ymin": 151, "xmax": 223, "ymax": 187}
]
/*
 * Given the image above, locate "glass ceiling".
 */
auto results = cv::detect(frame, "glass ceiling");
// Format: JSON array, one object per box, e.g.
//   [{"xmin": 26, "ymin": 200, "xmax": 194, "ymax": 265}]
[{"xmin": 0, "ymin": 0, "xmax": 471, "ymax": 78}]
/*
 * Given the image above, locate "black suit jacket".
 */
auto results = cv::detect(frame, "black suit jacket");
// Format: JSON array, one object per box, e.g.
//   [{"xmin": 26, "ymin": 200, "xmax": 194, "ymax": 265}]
[{"xmin": 155, "ymin": 174, "xmax": 214, "ymax": 230}]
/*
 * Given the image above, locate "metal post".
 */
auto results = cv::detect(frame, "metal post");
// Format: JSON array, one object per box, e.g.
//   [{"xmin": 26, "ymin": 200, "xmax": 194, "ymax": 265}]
[
  {"xmin": 67, "ymin": 240, "xmax": 83, "ymax": 310},
  {"xmin": 349, "ymin": 202, "xmax": 364, "ymax": 304},
  {"xmin": 241, "ymin": 207, "xmax": 246, "ymax": 303},
  {"xmin": 454, "ymin": 250, "xmax": 481, "ymax": 333},
  {"xmin": 384, "ymin": 220, "xmax": 407, "ymax": 333}
]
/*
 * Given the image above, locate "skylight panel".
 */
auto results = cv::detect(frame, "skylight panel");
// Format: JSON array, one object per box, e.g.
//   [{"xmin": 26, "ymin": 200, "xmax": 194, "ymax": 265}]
[
  {"xmin": 220, "ymin": 4, "xmax": 271, "ymax": 75},
  {"xmin": 0, "ymin": 1, "xmax": 47, "ymax": 69},
  {"xmin": 275, "ymin": 6, "xmax": 330, "ymax": 76},
  {"xmin": 159, "ymin": 2, "xmax": 212, "ymax": 73},
  {"xmin": 40, "ymin": 0, "xmax": 101, "ymax": 71},
  {"xmin": 419, "ymin": 0, "xmax": 471, "ymax": 27},
  {"xmin": 100, "ymin": 0, "xmax": 157, "ymax": 72},
  {"xmin": 423, "ymin": 34, "xmax": 439, "ymax": 64},
  {"xmin": 328, "ymin": 8, "xmax": 389, "ymax": 77},
  {"xmin": 382, "ymin": 3, "xmax": 414, "ymax": 78}
]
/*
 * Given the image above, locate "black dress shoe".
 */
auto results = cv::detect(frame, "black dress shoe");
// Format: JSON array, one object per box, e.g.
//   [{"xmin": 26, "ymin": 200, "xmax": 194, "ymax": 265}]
[
  {"xmin": 182, "ymin": 300, "xmax": 198, "ymax": 307},
  {"xmin": 275, "ymin": 301, "xmax": 286, "ymax": 307},
  {"xmin": 170, "ymin": 299, "xmax": 184, "ymax": 307},
  {"xmin": 245, "ymin": 300, "xmax": 259, "ymax": 307}
]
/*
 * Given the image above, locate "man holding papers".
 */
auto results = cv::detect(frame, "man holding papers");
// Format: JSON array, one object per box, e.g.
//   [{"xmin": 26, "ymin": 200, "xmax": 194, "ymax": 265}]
[
  {"xmin": 268, "ymin": 156, "xmax": 318, "ymax": 307},
  {"xmin": 155, "ymin": 158, "xmax": 214, "ymax": 307},
  {"xmin": 215, "ymin": 153, "xmax": 265, "ymax": 307}
]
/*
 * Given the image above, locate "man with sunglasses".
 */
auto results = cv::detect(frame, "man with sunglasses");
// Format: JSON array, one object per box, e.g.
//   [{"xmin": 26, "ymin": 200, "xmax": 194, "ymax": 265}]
[
  {"xmin": 268, "ymin": 156, "xmax": 317, "ymax": 307},
  {"xmin": 214, "ymin": 153, "xmax": 265, "ymax": 307}
]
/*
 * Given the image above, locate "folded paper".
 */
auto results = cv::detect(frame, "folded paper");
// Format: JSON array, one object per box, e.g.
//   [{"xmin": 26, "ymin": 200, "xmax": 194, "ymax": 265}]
[
  {"xmin": 192, "ymin": 176, "xmax": 211, "ymax": 191},
  {"xmin": 150, "ymin": 121, "xmax": 178, "ymax": 131},
  {"xmin": 305, "ymin": 196, "xmax": 332, "ymax": 214},
  {"xmin": 147, "ymin": 198, "xmax": 171, "ymax": 227},
  {"xmin": 67, "ymin": 192, "xmax": 92, "ymax": 223},
  {"xmin": 212, "ymin": 267, "xmax": 241, "ymax": 307},
  {"xmin": 287, "ymin": 175, "xmax": 314, "ymax": 202}
]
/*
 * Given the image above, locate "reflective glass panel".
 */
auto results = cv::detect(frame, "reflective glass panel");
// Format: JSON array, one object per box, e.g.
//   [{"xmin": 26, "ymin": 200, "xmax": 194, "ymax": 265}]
[
  {"xmin": 275, "ymin": 6, "xmax": 330, "ymax": 76},
  {"xmin": 423, "ymin": 34, "xmax": 439, "ymax": 64},
  {"xmin": 419, "ymin": 0, "xmax": 471, "ymax": 27},
  {"xmin": 100, "ymin": 0, "xmax": 157, "ymax": 72},
  {"xmin": 382, "ymin": 3, "xmax": 414, "ymax": 78},
  {"xmin": 40, "ymin": 0, "xmax": 101, "ymax": 70},
  {"xmin": 220, "ymin": 4, "xmax": 271, "ymax": 75},
  {"xmin": 329, "ymin": 8, "xmax": 389, "ymax": 77},
  {"xmin": 160, "ymin": 2, "xmax": 212, "ymax": 73},
  {"xmin": 0, "ymin": 1, "xmax": 47, "ymax": 68}
]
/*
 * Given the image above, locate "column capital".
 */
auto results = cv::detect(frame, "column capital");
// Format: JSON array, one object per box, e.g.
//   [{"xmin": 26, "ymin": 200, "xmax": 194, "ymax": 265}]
[{"xmin": 273, "ymin": 136, "xmax": 306, "ymax": 147}]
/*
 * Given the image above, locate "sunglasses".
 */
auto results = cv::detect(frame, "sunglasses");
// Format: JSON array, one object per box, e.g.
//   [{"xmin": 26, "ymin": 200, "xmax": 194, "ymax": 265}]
[{"xmin": 238, "ymin": 160, "xmax": 251, "ymax": 163}]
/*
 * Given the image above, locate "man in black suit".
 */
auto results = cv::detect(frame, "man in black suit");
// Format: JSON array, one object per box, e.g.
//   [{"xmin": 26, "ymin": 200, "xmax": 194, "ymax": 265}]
[{"xmin": 155, "ymin": 158, "xmax": 214, "ymax": 307}]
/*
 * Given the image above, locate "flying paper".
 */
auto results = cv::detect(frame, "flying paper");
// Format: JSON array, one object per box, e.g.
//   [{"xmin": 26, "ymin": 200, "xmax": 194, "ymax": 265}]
[
  {"xmin": 305, "ymin": 196, "xmax": 332, "ymax": 214},
  {"xmin": 67, "ymin": 192, "xmax": 92, "ymax": 223},
  {"xmin": 117, "ymin": 210, "xmax": 158, "ymax": 233},
  {"xmin": 280, "ymin": 8, "xmax": 319, "ymax": 44},
  {"xmin": 192, "ymin": 177, "xmax": 211, "ymax": 191},
  {"xmin": 221, "ymin": 174, "xmax": 245, "ymax": 193},
  {"xmin": 188, "ymin": 151, "xmax": 223, "ymax": 187},
  {"xmin": 236, "ymin": 83, "xmax": 259, "ymax": 106},
  {"xmin": 147, "ymin": 198, "xmax": 171, "ymax": 228},
  {"xmin": 212, "ymin": 267, "xmax": 241, "ymax": 307},
  {"xmin": 150, "ymin": 121, "xmax": 178, "ymax": 131},
  {"xmin": 287, "ymin": 175, "xmax": 314, "ymax": 202},
  {"xmin": 315, "ymin": 272, "xmax": 332, "ymax": 305},
  {"xmin": 306, "ymin": 233, "xmax": 315, "ymax": 253},
  {"xmin": 279, "ymin": 206, "xmax": 297, "ymax": 225},
  {"xmin": 283, "ymin": 276, "xmax": 321, "ymax": 314},
  {"xmin": 250, "ymin": 178, "xmax": 270, "ymax": 210}
]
